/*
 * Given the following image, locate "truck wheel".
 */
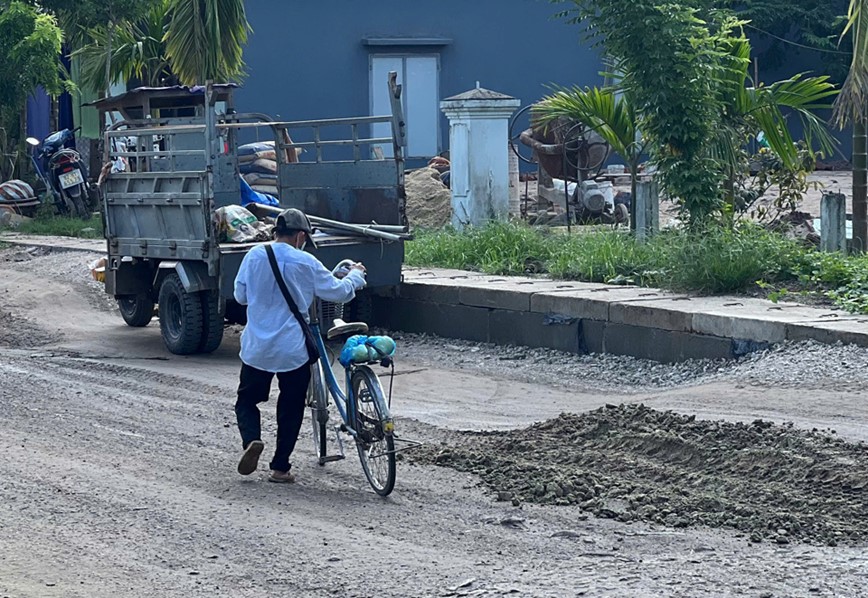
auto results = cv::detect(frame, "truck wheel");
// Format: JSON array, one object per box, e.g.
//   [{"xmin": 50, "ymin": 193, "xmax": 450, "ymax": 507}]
[
  {"xmin": 118, "ymin": 294, "xmax": 154, "ymax": 327},
  {"xmin": 158, "ymin": 273, "xmax": 203, "ymax": 355},
  {"xmin": 199, "ymin": 290, "xmax": 225, "ymax": 353}
]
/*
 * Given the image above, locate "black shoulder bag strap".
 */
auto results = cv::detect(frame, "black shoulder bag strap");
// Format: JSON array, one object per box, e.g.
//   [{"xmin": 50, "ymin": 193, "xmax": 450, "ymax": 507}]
[{"xmin": 265, "ymin": 244, "xmax": 320, "ymax": 367}]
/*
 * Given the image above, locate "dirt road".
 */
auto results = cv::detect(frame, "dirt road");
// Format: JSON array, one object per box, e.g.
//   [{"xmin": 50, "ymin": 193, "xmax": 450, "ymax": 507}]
[{"xmin": 0, "ymin": 246, "xmax": 866, "ymax": 598}]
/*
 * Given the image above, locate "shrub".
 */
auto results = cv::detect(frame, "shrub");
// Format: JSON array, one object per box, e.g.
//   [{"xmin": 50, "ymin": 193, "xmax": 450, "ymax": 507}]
[{"xmin": 653, "ymin": 224, "xmax": 804, "ymax": 293}]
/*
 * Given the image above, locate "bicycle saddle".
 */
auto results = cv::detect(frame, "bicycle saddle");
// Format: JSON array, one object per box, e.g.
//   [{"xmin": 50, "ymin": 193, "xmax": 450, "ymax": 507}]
[{"xmin": 327, "ymin": 318, "xmax": 369, "ymax": 340}]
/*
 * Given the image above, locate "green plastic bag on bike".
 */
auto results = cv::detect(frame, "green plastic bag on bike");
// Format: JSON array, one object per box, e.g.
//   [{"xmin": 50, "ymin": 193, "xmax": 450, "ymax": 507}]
[{"xmin": 339, "ymin": 335, "xmax": 397, "ymax": 366}]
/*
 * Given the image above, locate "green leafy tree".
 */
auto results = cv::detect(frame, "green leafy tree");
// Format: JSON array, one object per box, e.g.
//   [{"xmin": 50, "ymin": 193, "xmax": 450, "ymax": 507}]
[
  {"xmin": 534, "ymin": 37, "xmax": 835, "ymax": 228},
  {"xmin": 72, "ymin": 0, "xmax": 250, "ymax": 90},
  {"xmin": 552, "ymin": 2, "xmax": 837, "ymax": 226},
  {"xmin": 27, "ymin": 0, "xmax": 163, "ymax": 98},
  {"xmin": 0, "ymin": 1, "xmax": 69, "ymax": 180},
  {"xmin": 555, "ymin": 1, "xmax": 745, "ymax": 225},
  {"xmin": 714, "ymin": 35, "xmax": 837, "ymax": 207},
  {"xmin": 715, "ymin": 0, "xmax": 851, "ymax": 82},
  {"xmin": 30, "ymin": 0, "xmax": 160, "ymax": 46}
]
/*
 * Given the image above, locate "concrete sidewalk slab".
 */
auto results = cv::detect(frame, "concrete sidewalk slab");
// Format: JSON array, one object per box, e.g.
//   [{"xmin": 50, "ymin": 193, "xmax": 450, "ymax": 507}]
[
  {"xmin": 382, "ymin": 267, "xmax": 868, "ymax": 360},
  {"xmin": 787, "ymin": 317, "xmax": 868, "ymax": 347},
  {"xmin": 459, "ymin": 280, "xmax": 590, "ymax": 311},
  {"xmin": 532, "ymin": 286, "xmax": 683, "ymax": 322},
  {"xmin": 691, "ymin": 301, "xmax": 850, "ymax": 344}
]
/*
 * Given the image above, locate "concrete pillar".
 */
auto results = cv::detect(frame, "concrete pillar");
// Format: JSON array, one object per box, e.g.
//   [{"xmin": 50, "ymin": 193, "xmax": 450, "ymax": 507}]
[
  {"xmin": 441, "ymin": 86, "xmax": 521, "ymax": 230},
  {"xmin": 821, "ymin": 192, "xmax": 847, "ymax": 253},
  {"xmin": 635, "ymin": 180, "xmax": 659, "ymax": 242}
]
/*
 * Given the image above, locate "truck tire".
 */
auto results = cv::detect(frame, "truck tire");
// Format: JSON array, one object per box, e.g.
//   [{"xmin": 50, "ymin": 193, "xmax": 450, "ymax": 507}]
[
  {"xmin": 199, "ymin": 290, "xmax": 225, "ymax": 353},
  {"xmin": 158, "ymin": 273, "xmax": 203, "ymax": 355},
  {"xmin": 118, "ymin": 294, "xmax": 154, "ymax": 327}
]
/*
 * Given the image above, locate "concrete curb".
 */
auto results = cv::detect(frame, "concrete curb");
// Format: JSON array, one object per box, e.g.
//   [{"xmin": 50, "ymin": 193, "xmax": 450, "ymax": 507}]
[{"xmin": 372, "ymin": 267, "xmax": 868, "ymax": 362}]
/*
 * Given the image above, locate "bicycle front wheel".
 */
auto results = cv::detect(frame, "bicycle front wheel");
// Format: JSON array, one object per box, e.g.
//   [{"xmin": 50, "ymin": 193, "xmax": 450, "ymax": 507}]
[
  {"xmin": 308, "ymin": 361, "xmax": 328, "ymax": 465},
  {"xmin": 351, "ymin": 366, "xmax": 396, "ymax": 496}
]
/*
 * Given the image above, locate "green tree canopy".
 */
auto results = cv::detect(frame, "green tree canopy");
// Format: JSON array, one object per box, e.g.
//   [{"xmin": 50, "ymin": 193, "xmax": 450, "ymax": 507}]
[
  {"xmin": 716, "ymin": 0, "xmax": 851, "ymax": 82},
  {"xmin": 0, "ymin": 1, "xmax": 69, "ymax": 178},
  {"xmin": 25, "ymin": 0, "xmax": 161, "ymax": 47},
  {"xmin": 72, "ymin": 0, "xmax": 250, "ymax": 89},
  {"xmin": 555, "ymin": 0, "xmax": 742, "ymax": 224}
]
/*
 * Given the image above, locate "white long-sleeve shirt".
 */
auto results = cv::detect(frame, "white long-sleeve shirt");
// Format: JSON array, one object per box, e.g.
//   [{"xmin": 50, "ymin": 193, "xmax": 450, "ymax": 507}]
[{"xmin": 234, "ymin": 242, "xmax": 366, "ymax": 372}]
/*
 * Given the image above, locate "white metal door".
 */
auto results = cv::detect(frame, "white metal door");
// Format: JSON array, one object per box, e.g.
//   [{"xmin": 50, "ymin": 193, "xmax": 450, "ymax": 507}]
[{"xmin": 371, "ymin": 55, "xmax": 439, "ymax": 159}]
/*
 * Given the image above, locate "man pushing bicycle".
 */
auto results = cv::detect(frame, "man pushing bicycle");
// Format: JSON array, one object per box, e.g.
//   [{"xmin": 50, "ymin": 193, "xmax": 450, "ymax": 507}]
[{"xmin": 232, "ymin": 208, "xmax": 366, "ymax": 483}]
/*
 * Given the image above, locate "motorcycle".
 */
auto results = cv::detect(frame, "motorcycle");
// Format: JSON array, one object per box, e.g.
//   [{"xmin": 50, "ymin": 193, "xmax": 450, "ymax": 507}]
[{"xmin": 26, "ymin": 128, "xmax": 91, "ymax": 219}]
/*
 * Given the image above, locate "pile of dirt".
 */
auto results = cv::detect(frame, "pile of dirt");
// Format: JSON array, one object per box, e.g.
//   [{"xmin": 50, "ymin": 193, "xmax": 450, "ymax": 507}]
[
  {"xmin": 417, "ymin": 404, "xmax": 868, "ymax": 546},
  {"xmin": 0, "ymin": 310, "xmax": 56, "ymax": 348},
  {"xmin": 406, "ymin": 167, "xmax": 451, "ymax": 229}
]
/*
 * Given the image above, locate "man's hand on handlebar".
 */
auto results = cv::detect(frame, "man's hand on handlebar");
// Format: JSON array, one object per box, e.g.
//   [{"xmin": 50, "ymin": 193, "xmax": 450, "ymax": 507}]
[{"xmin": 333, "ymin": 260, "xmax": 366, "ymax": 279}]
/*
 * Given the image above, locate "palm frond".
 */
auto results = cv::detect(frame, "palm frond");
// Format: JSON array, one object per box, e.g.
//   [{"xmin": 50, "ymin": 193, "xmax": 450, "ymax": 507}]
[
  {"xmin": 834, "ymin": 0, "xmax": 868, "ymax": 127},
  {"xmin": 73, "ymin": 0, "xmax": 171, "ymax": 91},
  {"xmin": 163, "ymin": 0, "xmax": 250, "ymax": 86},
  {"xmin": 533, "ymin": 86, "xmax": 643, "ymax": 166}
]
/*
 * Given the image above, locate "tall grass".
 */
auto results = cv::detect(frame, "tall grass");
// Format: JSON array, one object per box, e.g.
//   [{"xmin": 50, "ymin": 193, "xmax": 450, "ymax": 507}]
[
  {"xmin": 12, "ymin": 216, "xmax": 103, "ymax": 239},
  {"xmin": 407, "ymin": 223, "xmax": 551, "ymax": 274},
  {"xmin": 548, "ymin": 231, "xmax": 655, "ymax": 283},
  {"xmin": 651, "ymin": 225, "xmax": 803, "ymax": 293},
  {"xmin": 407, "ymin": 222, "xmax": 820, "ymax": 295}
]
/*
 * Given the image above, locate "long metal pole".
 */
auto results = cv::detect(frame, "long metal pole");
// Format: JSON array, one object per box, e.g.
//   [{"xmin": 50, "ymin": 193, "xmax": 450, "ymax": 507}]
[{"xmin": 248, "ymin": 203, "xmax": 407, "ymax": 242}]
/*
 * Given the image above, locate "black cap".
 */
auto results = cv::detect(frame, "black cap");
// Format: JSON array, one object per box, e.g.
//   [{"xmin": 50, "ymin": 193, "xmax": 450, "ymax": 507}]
[{"xmin": 275, "ymin": 208, "xmax": 317, "ymax": 249}]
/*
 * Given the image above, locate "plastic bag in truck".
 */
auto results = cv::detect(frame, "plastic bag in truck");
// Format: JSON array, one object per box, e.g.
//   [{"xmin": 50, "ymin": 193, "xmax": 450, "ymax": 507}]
[{"xmin": 213, "ymin": 205, "xmax": 273, "ymax": 243}]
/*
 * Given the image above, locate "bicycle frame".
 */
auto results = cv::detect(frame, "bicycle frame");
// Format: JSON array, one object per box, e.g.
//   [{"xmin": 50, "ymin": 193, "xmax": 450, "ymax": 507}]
[
  {"xmin": 311, "ymin": 322, "xmax": 356, "ymax": 435},
  {"xmin": 307, "ymin": 298, "xmax": 403, "ymax": 495},
  {"xmin": 309, "ymin": 316, "xmax": 394, "ymax": 441}
]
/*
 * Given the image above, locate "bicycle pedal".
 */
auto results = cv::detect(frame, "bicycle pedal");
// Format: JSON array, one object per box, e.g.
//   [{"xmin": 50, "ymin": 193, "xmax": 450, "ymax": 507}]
[{"xmin": 320, "ymin": 455, "xmax": 345, "ymax": 463}]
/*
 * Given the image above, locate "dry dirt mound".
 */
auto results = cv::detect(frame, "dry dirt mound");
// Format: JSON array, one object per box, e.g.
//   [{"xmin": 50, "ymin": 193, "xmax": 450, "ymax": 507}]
[
  {"xmin": 418, "ymin": 404, "xmax": 868, "ymax": 546},
  {"xmin": 406, "ymin": 167, "xmax": 451, "ymax": 229},
  {"xmin": 0, "ymin": 310, "xmax": 56, "ymax": 348}
]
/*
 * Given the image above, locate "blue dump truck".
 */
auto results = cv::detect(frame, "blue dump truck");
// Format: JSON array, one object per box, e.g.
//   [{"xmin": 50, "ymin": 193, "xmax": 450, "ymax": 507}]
[{"xmin": 92, "ymin": 76, "xmax": 408, "ymax": 355}]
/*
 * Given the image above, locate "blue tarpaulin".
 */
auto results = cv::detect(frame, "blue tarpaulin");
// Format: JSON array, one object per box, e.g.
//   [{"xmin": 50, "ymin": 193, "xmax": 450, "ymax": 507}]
[{"xmin": 240, "ymin": 177, "xmax": 279, "ymax": 208}]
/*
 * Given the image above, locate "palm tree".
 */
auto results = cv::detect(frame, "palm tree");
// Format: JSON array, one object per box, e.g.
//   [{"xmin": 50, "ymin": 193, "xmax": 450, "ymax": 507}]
[
  {"xmin": 74, "ymin": 0, "xmax": 250, "ymax": 91},
  {"xmin": 834, "ymin": 0, "xmax": 868, "ymax": 252},
  {"xmin": 716, "ymin": 37, "xmax": 838, "ymax": 207},
  {"xmin": 75, "ymin": 0, "xmax": 172, "ymax": 91},
  {"xmin": 163, "ymin": 0, "xmax": 250, "ymax": 86}
]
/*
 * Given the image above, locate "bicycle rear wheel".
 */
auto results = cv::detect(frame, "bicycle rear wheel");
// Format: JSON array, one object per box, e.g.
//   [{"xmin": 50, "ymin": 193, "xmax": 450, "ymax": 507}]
[
  {"xmin": 308, "ymin": 361, "xmax": 328, "ymax": 465},
  {"xmin": 351, "ymin": 366, "xmax": 396, "ymax": 496}
]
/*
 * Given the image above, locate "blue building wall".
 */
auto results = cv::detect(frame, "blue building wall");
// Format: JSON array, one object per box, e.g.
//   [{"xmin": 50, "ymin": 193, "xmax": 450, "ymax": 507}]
[
  {"xmin": 235, "ymin": 3, "xmax": 850, "ymax": 166},
  {"xmin": 236, "ymin": 0, "xmax": 604, "ymax": 160}
]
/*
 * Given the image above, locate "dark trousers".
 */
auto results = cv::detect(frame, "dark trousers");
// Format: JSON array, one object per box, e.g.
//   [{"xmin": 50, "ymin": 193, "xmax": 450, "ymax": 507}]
[{"xmin": 235, "ymin": 363, "xmax": 311, "ymax": 473}]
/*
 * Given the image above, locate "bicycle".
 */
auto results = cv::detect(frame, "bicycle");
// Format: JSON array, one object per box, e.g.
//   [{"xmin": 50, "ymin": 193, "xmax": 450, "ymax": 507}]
[{"xmin": 305, "ymin": 265, "xmax": 398, "ymax": 496}]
